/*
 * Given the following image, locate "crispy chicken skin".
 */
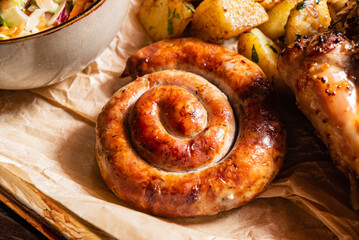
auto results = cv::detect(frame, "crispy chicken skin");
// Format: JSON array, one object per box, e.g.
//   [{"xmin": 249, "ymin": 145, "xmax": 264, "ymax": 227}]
[
  {"xmin": 96, "ymin": 38, "xmax": 286, "ymax": 217},
  {"xmin": 278, "ymin": 32, "xmax": 359, "ymax": 178}
]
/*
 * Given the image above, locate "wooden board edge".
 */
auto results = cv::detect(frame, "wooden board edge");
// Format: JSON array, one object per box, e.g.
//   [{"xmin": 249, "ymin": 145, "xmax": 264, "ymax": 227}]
[
  {"xmin": 0, "ymin": 187, "xmax": 64, "ymax": 240},
  {"xmin": 0, "ymin": 165, "xmax": 118, "ymax": 240}
]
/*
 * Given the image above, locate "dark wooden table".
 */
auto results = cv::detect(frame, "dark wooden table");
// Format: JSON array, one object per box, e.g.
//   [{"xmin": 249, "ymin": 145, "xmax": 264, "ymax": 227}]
[{"xmin": 0, "ymin": 201, "xmax": 47, "ymax": 240}]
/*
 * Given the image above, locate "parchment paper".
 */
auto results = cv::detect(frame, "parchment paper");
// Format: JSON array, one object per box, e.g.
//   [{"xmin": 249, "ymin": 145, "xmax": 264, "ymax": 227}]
[{"xmin": 0, "ymin": 0, "xmax": 359, "ymax": 239}]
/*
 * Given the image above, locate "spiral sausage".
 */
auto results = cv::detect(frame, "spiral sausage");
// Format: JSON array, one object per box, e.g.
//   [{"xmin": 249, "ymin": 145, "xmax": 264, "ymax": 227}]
[{"xmin": 95, "ymin": 38, "xmax": 286, "ymax": 217}]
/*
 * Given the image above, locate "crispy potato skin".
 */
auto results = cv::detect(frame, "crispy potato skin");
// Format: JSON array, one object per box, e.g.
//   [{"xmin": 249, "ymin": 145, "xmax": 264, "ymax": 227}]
[
  {"xmin": 96, "ymin": 38, "xmax": 286, "ymax": 217},
  {"xmin": 256, "ymin": 0, "xmax": 284, "ymax": 10},
  {"xmin": 285, "ymin": 0, "xmax": 331, "ymax": 44},
  {"xmin": 189, "ymin": 0, "xmax": 268, "ymax": 43},
  {"xmin": 259, "ymin": 0, "xmax": 302, "ymax": 40},
  {"xmin": 138, "ymin": 0, "xmax": 194, "ymax": 41},
  {"xmin": 237, "ymin": 28, "xmax": 288, "ymax": 93}
]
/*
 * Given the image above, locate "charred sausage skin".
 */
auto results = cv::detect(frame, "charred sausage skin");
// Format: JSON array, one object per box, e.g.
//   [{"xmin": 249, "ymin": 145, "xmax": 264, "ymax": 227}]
[{"xmin": 96, "ymin": 38, "xmax": 286, "ymax": 217}]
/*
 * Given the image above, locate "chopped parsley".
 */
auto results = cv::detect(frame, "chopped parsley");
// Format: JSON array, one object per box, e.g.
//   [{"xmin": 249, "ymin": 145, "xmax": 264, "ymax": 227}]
[
  {"xmin": 183, "ymin": 2, "xmax": 194, "ymax": 13},
  {"xmin": 296, "ymin": 1, "xmax": 306, "ymax": 11},
  {"xmin": 167, "ymin": 7, "xmax": 181, "ymax": 35},
  {"xmin": 251, "ymin": 45, "xmax": 259, "ymax": 63},
  {"xmin": 172, "ymin": 8, "xmax": 179, "ymax": 18},
  {"xmin": 168, "ymin": 19, "xmax": 173, "ymax": 35},
  {"xmin": 266, "ymin": 44, "xmax": 278, "ymax": 53}
]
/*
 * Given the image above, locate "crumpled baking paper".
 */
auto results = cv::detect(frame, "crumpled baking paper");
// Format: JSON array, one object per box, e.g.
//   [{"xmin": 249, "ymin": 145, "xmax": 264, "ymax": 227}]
[{"xmin": 0, "ymin": 0, "xmax": 358, "ymax": 239}]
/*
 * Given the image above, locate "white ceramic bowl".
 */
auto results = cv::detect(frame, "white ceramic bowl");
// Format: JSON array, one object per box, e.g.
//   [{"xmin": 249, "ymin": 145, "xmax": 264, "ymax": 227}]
[{"xmin": 0, "ymin": 0, "xmax": 129, "ymax": 89}]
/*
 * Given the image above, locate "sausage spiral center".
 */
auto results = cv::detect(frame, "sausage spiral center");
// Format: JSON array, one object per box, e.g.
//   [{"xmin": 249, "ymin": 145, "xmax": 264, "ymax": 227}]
[{"xmin": 129, "ymin": 73, "xmax": 235, "ymax": 172}]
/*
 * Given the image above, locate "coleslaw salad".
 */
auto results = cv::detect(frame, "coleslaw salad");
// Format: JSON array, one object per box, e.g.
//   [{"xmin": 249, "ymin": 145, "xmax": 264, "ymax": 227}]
[{"xmin": 0, "ymin": 0, "xmax": 94, "ymax": 39}]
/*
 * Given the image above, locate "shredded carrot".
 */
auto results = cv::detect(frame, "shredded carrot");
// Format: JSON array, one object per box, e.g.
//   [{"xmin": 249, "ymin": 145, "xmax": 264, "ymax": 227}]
[
  {"xmin": 0, "ymin": 22, "xmax": 25, "ymax": 38},
  {"xmin": 10, "ymin": 22, "xmax": 25, "ymax": 38},
  {"xmin": 69, "ymin": 0, "xmax": 93, "ymax": 19},
  {"xmin": 0, "ymin": 26, "xmax": 15, "ymax": 36}
]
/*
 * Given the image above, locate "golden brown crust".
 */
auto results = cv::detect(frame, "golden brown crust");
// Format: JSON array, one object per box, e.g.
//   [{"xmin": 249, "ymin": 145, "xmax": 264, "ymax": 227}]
[
  {"xmin": 278, "ymin": 32, "xmax": 359, "ymax": 177},
  {"xmin": 96, "ymin": 38, "xmax": 286, "ymax": 217},
  {"xmin": 255, "ymin": 0, "xmax": 283, "ymax": 10}
]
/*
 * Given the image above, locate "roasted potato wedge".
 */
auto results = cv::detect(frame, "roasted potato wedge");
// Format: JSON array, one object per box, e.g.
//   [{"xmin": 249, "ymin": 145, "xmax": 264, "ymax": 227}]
[
  {"xmin": 258, "ymin": 0, "xmax": 302, "ymax": 40},
  {"xmin": 285, "ymin": 0, "xmax": 331, "ymax": 44},
  {"xmin": 237, "ymin": 28, "xmax": 288, "ymax": 93},
  {"xmin": 138, "ymin": 0, "xmax": 195, "ymax": 41},
  {"xmin": 255, "ymin": 0, "xmax": 284, "ymax": 10},
  {"xmin": 189, "ymin": 0, "xmax": 268, "ymax": 43}
]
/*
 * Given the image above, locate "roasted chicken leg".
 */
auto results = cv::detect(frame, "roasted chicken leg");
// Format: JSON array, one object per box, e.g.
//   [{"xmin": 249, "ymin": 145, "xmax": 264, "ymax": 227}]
[{"xmin": 279, "ymin": 31, "xmax": 359, "ymax": 178}]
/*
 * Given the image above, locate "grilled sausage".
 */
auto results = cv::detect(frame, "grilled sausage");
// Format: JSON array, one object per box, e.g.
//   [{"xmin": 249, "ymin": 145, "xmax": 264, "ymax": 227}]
[{"xmin": 96, "ymin": 38, "xmax": 286, "ymax": 217}]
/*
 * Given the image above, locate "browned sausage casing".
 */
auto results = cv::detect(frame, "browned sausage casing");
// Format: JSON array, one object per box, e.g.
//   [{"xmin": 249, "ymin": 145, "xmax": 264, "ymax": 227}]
[{"xmin": 95, "ymin": 38, "xmax": 286, "ymax": 217}]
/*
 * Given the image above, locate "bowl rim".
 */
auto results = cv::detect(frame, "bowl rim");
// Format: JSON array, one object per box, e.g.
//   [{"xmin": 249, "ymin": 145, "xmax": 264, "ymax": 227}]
[{"xmin": 0, "ymin": 0, "xmax": 106, "ymax": 45}]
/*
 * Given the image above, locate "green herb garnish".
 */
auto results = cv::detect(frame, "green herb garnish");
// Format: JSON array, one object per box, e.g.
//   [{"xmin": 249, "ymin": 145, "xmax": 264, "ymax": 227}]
[
  {"xmin": 168, "ymin": 19, "xmax": 173, "ymax": 35},
  {"xmin": 251, "ymin": 45, "xmax": 259, "ymax": 63},
  {"xmin": 266, "ymin": 44, "xmax": 278, "ymax": 53},
  {"xmin": 296, "ymin": 1, "xmax": 306, "ymax": 11},
  {"xmin": 244, "ymin": 31, "xmax": 253, "ymax": 34},
  {"xmin": 183, "ymin": 2, "xmax": 194, "ymax": 13},
  {"xmin": 171, "ymin": 8, "xmax": 179, "ymax": 18}
]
